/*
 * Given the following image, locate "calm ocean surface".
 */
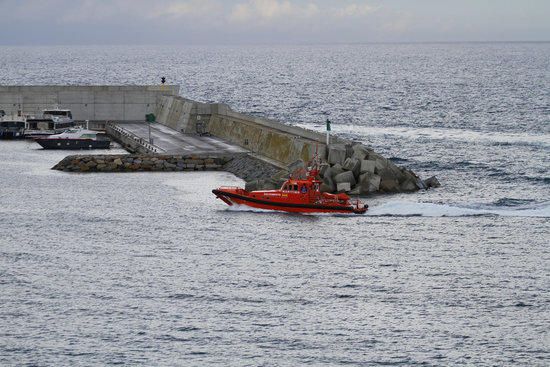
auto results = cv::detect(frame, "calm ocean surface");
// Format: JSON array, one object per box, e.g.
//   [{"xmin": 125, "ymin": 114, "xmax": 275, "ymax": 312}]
[{"xmin": 0, "ymin": 44, "xmax": 549, "ymax": 366}]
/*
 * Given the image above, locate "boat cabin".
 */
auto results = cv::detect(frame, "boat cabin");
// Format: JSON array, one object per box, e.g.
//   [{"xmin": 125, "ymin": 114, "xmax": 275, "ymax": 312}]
[
  {"xmin": 0, "ymin": 119, "xmax": 26, "ymax": 138},
  {"xmin": 26, "ymin": 108, "xmax": 74, "ymax": 131},
  {"xmin": 43, "ymin": 109, "xmax": 73, "ymax": 120},
  {"xmin": 281, "ymin": 179, "xmax": 321, "ymax": 194}
]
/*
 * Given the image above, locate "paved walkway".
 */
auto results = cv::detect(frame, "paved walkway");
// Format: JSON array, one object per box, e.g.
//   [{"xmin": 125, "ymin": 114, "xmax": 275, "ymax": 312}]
[{"xmin": 119, "ymin": 123, "xmax": 247, "ymax": 155}]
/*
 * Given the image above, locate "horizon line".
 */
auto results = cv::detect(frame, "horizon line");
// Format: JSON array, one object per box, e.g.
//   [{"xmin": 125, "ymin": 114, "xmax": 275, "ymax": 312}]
[{"xmin": 0, "ymin": 40, "xmax": 549, "ymax": 47}]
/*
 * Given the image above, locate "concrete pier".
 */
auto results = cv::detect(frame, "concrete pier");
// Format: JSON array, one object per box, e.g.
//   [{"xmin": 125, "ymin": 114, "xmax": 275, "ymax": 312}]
[
  {"xmin": 118, "ymin": 122, "xmax": 247, "ymax": 155},
  {"xmin": 1, "ymin": 84, "xmax": 431, "ymax": 194}
]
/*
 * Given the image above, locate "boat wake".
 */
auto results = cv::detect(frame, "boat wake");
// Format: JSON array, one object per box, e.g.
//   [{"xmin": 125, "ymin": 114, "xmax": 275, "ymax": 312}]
[
  {"xmin": 223, "ymin": 201, "xmax": 549, "ymax": 218},
  {"xmin": 366, "ymin": 201, "xmax": 550, "ymax": 218}
]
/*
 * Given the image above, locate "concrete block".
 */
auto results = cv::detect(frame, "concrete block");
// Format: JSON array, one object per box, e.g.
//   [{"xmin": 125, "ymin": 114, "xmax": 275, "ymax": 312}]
[
  {"xmin": 328, "ymin": 144, "xmax": 347, "ymax": 165},
  {"xmin": 352, "ymin": 144, "xmax": 371, "ymax": 160},
  {"xmin": 400, "ymin": 179, "xmax": 418, "ymax": 192},
  {"xmin": 334, "ymin": 171, "xmax": 357, "ymax": 187},
  {"xmin": 358, "ymin": 173, "xmax": 381, "ymax": 194},
  {"xmin": 319, "ymin": 162, "xmax": 330, "ymax": 177},
  {"xmin": 379, "ymin": 178, "xmax": 400, "ymax": 193},
  {"xmin": 424, "ymin": 176, "xmax": 441, "ymax": 189},
  {"xmin": 336, "ymin": 182, "xmax": 351, "ymax": 193},
  {"xmin": 343, "ymin": 157, "xmax": 361, "ymax": 177},
  {"xmin": 322, "ymin": 175, "xmax": 336, "ymax": 192},
  {"xmin": 325, "ymin": 163, "xmax": 344, "ymax": 179},
  {"xmin": 360, "ymin": 160, "xmax": 376, "ymax": 174},
  {"xmin": 348, "ymin": 186, "xmax": 361, "ymax": 196}
]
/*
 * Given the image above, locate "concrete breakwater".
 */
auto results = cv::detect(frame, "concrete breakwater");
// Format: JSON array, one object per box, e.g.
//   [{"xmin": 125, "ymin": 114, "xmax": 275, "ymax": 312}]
[
  {"xmin": 153, "ymin": 94, "xmax": 439, "ymax": 194},
  {"xmin": 53, "ymin": 154, "xmax": 231, "ymax": 173},
  {"xmin": 245, "ymin": 143, "xmax": 440, "ymax": 194},
  {"xmin": 2, "ymin": 85, "xmax": 438, "ymax": 195},
  {"xmin": 52, "ymin": 153, "xmax": 281, "ymax": 183}
]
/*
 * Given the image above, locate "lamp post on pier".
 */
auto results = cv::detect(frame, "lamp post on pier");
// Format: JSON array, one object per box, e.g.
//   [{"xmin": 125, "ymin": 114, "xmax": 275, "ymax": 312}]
[{"xmin": 326, "ymin": 118, "xmax": 331, "ymax": 146}]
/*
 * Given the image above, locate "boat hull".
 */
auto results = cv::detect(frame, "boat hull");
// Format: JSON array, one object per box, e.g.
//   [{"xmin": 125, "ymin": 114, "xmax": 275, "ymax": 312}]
[
  {"xmin": 0, "ymin": 131, "xmax": 25, "ymax": 139},
  {"xmin": 213, "ymin": 189, "xmax": 367, "ymax": 214},
  {"xmin": 35, "ymin": 138, "xmax": 111, "ymax": 150}
]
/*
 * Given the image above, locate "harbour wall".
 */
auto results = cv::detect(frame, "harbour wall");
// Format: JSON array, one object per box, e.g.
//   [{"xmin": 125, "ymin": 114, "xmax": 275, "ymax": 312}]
[
  {"xmin": 3, "ymin": 84, "xmax": 434, "ymax": 194},
  {"xmin": 153, "ymin": 95, "xmax": 432, "ymax": 193},
  {"xmin": 0, "ymin": 85, "xmax": 179, "ymax": 121},
  {"xmin": 154, "ymin": 95, "xmax": 330, "ymax": 166}
]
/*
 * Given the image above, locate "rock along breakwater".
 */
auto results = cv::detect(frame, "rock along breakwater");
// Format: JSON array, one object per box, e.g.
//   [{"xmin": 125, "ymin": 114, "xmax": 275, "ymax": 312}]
[
  {"xmin": 52, "ymin": 153, "xmax": 281, "ymax": 183},
  {"xmin": 53, "ymin": 154, "xmax": 231, "ymax": 173}
]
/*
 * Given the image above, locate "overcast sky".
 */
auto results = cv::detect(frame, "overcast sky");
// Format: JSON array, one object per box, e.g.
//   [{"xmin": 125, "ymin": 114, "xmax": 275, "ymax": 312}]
[{"xmin": 0, "ymin": 0, "xmax": 548, "ymax": 45}]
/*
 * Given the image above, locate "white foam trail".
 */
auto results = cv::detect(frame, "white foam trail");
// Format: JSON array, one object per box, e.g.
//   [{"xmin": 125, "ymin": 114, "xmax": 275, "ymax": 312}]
[
  {"xmin": 366, "ymin": 201, "xmax": 550, "ymax": 218},
  {"xmin": 298, "ymin": 124, "xmax": 550, "ymax": 147}
]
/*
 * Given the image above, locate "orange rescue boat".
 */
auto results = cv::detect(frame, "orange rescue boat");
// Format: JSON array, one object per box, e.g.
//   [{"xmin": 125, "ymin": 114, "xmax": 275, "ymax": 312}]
[{"xmin": 213, "ymin": 162, "xmax": 368, "ymax": 214}]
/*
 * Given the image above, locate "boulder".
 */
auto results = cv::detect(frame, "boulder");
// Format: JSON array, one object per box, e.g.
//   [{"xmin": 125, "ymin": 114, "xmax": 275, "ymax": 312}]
[
  {"xmin": 320, "ymin": 183, "xmax": 333, "ymax": 193},
  {"xmin": 360, "ymin": 160, "xmax": 376, "ymax": 174},
  {"xmin": 342, "ymin": 158, "xmax": 361, "ymax": 178},
  {"xmin": 400, "ymin": 179, "xmax": 418, "ymax": 192},
  {"xmin": 336, "ymin": 182, "xmax": 351, "ymax": 193},
  {"xmin": 322, "ymin": 175, "xmax": 336, "ymax": 192},
  {"xmin": 415, "ymin": 178, "xmax": 427, "ymax": 190},
  {"xmin": 358, "ymin": 173, "xmax": 381, "ymax": 194},
  {"xmin": 345, "ymin": 144, "xmax": 354, "ymax": 159},
  {"xmin": 334, "ymin": 171, "xmax": 357, "ymax": 187},
  {"xmin": 348, "ymin": 186, "xmax": 361, "ymax": 196},
  {"xmin": 325, "ymin": 164, "xmax": 344, "ymax": 179},
  {"xmin": 319, "ymin": 163, "xmax": 330, "ymax": 178},
  {"xmin": 379, "ymin": 178, "xmax": 400, "ymax": 193},
  {"xmin": 113, "ymin": 158, "xmax": 123, "ymax": 166},
  {"xmin": 424, "ymin": 176, "xmax": 441, "ymax": 189},
  {"xmin": 327, "ymin": 144, "xmax": 347, "ymax": 165},
  {"xmin": 351, "ymin": 144, "xmax": 371, "ymax": 160},
  {"xmin": 367, "ymin": 152, "xmax": 389, "ymax": 173}
]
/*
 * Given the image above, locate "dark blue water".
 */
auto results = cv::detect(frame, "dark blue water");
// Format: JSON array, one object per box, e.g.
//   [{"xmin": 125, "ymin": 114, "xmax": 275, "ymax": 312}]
[{"xmin": 0, "ymin": 44, "xmax": 549, "ymax": 366}]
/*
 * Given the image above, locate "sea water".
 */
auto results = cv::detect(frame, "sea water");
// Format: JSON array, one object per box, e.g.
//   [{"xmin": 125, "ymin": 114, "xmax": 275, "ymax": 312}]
[{"xmin": 0, "ymin": 43, "xmax": 548, "ymax": 366}]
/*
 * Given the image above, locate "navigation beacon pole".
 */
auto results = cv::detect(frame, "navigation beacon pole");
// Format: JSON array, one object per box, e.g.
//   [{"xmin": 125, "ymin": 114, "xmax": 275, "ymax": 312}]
[{"xmin": 326, "ymin": 118, "xmax": 331, "ymax": 146}]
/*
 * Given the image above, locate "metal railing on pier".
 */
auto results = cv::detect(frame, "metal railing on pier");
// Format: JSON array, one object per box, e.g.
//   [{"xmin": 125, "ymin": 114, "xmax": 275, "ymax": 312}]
[{"xmin": 106, "ymin": 122, "xmax": 164, "ymax": 154}]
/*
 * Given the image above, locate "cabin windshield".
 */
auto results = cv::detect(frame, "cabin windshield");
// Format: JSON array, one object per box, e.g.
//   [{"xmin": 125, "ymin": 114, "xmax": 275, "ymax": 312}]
[{"xmin": 45, "ymin": 110, "xmax": 72, "ymax": 118}]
